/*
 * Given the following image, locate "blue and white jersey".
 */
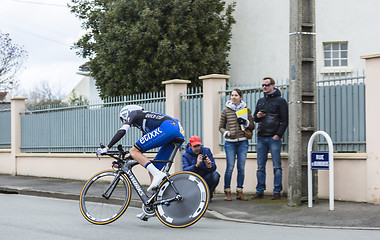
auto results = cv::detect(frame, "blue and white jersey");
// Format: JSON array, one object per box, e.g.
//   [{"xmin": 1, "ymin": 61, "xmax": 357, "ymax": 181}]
[
  {"xmin": 107, "ymin": 109, "xmax": 184, "ymax": 169},
  {"xmin": 121, "ymin": 110, "xmax": 173, "ymax": 134}
]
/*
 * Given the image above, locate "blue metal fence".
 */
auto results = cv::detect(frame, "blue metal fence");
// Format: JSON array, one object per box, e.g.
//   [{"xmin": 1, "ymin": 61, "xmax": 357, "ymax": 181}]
[
  {"xmin": 21, "ymin": 92, "xmax": 165, "ymax": 153},
  {"xmin": 219, "ymin": 85, "xmax": 289, "ymax": 152},
  {"xmin": 0, "ymin": 109, "xmax": 11, "ymax": 148},
  {"xmin": 17, "ymin": 74, "xmax": 366, "ymax": 153},
  {"xmin": 180, "ymin": 87, "xmax": 203, "ymax": 143},
  {"xmin": 317, "ymin": 72, "xmax": 366, "ymax": 152},
  {"xmin": 219, "ymin": 72, "xmax": 365, "ymax": 152}
]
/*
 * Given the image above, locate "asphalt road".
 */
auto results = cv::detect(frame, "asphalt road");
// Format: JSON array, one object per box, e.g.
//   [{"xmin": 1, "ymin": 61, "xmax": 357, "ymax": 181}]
[{"xmin": 1, "ymin": 194, "xmax": 379, "ymax": 240}]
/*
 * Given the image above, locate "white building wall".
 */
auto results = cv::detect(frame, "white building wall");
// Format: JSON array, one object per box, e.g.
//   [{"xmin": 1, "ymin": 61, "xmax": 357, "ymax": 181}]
[
  {"xmin": 225, "ymin": 0, "xmax": 380, "ymax": 86},
  {"xmin": 74, "ymin": 76, "xmax": 91, "ymax": 98},
  {"xmin": 316, "ymin": 0, "xmax": 380, "ymax": 75},
  {"xmin": 88, "ymin": 77, "xmax": 101, "ymax": 102},
  {"xmin": 64, "ymin": 75, "xmax": 102, "ymax": 103},
  {"xmin": 226, "ymin": 0, "xmax": 289, "ymax": 87}
]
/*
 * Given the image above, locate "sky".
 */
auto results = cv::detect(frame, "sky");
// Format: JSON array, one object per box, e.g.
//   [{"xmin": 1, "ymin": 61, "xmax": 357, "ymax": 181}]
[{"xmin": 0, "ymin": 0, "xmax": 87, "ymax": 98}]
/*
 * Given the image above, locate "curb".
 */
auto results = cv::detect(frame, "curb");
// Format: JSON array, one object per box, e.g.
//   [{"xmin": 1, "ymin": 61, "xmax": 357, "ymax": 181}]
[
  {"xmin": 0, "ymin": 186, "xmax": 142, "ymax": 207},
  {"xmin": 205, "ymin": 210, "xmax": 380, "ymax": 231},
  {"xmin": 2, "ymin": 186, "xmax": 380, "ymax": 231}
]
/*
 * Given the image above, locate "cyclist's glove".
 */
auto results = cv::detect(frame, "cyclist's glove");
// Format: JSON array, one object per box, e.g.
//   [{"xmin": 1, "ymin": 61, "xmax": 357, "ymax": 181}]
[{"xmin": 97, "ymin": 147, "xmax": 108, "ymax": 156}]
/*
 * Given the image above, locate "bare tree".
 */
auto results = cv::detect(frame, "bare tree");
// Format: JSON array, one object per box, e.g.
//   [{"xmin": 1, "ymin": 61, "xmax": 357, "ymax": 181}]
[
  {"xmin": 0, "ymin": 31, "xmax": 28, "ymax": 90},
  {"xmin": 26, "ymin": 80, "xmax": 66, "ymax": 109}
]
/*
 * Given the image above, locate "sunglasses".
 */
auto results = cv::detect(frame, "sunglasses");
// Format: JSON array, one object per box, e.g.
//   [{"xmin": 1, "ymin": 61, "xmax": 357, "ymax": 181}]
[{"xmin": 262, "ymin": 83, "xmax": 272, "ymax": 87}]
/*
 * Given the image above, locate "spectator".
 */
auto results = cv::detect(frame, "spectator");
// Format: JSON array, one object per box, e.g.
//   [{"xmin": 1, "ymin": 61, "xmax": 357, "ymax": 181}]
[
  {"xmin": 219, "ymin": 89, "xmax": 255, "ymax": 201},
  {"xmin": 252, "ymin": 77, "xmax": 288, "ymax": 200},
  {"xmin": 182, "ymin": 136, "xmax": 220, "ymax": 200}
]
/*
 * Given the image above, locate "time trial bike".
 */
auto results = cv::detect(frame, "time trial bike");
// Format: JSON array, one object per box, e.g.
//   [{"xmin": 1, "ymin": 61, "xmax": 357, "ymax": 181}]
[{"xmin": 79, "ymin": 138, "xmax": 210, "ymax": 228}]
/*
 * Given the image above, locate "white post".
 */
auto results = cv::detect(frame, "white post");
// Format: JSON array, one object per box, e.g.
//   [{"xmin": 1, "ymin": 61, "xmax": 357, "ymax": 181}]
[
  {"xmin": 10, "ymin": 97, "xmax": 27, "ymax": 176},
  {"xmin": 162, "ymin": 79, "xmax": 191, "ymax": 172},
  {"xmin": 199, "ymin": 74, "xmax": 228, "ymax": 154},
  {"xmin": 361, "ymin": 54, "xmax": 380, "ymax": 204},
  {"xmin": 307, "ymin": 130, "xmax": 334, "ymax": 210}
]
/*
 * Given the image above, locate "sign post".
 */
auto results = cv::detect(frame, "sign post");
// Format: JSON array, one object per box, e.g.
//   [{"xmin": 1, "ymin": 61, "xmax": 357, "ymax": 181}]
[{"xmin": 307, "ymin": 131, "xmax": 334, "ymax": 210}]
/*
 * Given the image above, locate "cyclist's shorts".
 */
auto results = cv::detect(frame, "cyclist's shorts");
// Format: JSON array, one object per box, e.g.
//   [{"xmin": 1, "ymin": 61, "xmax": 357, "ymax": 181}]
[{"xmin": 134, "ymin": 119, "xmax": 184, "ymax": 169}]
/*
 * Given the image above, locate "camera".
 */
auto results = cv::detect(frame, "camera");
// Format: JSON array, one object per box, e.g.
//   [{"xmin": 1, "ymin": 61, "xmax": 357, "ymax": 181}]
[
  {"xmin": 238, "ymin": 117, "xmax": 246, "ymax": 125},
  {"xmin": 202, "ymin": 155, "xmax": 207, "ymax": 160}
]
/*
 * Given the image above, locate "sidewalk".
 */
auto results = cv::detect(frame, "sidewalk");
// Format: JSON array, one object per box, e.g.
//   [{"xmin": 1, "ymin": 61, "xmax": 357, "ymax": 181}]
[{"xmin": 1, "ymin": 174, "xmax": 380, "ymax": 230}]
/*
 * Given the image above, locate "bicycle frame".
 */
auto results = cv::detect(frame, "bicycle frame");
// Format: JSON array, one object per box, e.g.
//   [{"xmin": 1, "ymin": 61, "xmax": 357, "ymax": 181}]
[
  {"xmin": 105, "ymin": 138, "xmax": 184, "ymax": 207},
  {"xmin": 81, "ymin": 137, "xmax": 209, "ymax": 227}
]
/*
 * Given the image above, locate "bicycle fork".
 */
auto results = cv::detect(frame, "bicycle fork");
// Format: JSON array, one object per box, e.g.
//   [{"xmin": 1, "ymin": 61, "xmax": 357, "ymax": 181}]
[{"xmin": 102, "ymin": 171, "xmax": 122, "ymax": 200}]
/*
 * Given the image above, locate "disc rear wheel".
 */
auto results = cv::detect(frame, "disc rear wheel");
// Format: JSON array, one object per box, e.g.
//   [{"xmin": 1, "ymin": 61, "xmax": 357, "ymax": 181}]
[{"xmin": 154, "ymin": 171, "xmax": 210, "ymax": 228}]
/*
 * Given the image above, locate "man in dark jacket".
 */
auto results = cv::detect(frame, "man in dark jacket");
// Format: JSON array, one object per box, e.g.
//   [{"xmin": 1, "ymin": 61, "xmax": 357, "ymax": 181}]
[
  {"xmin": 252, "ymin": 77, "xmax": 288, "ymax": 200},
  {"xmin": 182, "ymin": 136, "xmax": 220, "ymax": 200}
]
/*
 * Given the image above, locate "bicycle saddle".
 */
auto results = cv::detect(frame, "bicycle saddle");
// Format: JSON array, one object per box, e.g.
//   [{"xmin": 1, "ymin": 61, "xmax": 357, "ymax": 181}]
[{"xmin": 172, "ymin": 137, "xmax": 185, "ymax": 144}]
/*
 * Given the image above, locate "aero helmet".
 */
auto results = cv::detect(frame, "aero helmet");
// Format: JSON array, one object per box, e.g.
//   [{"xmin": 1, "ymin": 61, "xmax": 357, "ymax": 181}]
[{"xmin": 119, "ymin": 105, "xmax": 144, "ymax": 122}]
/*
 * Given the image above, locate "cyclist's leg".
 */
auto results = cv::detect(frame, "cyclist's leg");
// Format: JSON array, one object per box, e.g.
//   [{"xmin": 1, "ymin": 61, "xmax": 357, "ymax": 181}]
[
  {"xmin": 152, "ymin": 120, "xmax": 184, "ymax": 170},
  {"xmin": 133, "ymin": 141, "xmax": 178, "ymax": 221},
  {"xmin": 135, "ymin": 119, "xmax": 184, "ymax": 168},
  {"xmin": 129, "ymin": 147, "xmax": 165, "ymax": 192},
  {"xmin": 129, "ymin": 147, "xmax": 150, "ymax": 167},
  {"xmin": 153, "ymin": 143, "xmax": 175, "ymax": 170},
  {"xmin": 135, "ymin": 119, "xmax": 184, "ymax": 153},
  {"xmin": 133, "ymin": 120, "xmax": 184, "ymax": 220},
  {"xmin": 134, "ymin": 120, "xmax": 184, "ymax": 192}
]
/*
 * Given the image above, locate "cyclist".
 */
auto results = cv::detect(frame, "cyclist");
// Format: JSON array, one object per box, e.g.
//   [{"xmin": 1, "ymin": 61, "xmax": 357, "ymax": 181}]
[{"xmin": 97, "ymin": 105, "xmax": 185, "ymax": 193}]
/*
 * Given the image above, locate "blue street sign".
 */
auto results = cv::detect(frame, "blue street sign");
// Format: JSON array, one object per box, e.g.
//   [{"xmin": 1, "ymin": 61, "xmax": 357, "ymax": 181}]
[{"xmin": 311, "ymin": 151, "xmax": 329, "ymax": 169}]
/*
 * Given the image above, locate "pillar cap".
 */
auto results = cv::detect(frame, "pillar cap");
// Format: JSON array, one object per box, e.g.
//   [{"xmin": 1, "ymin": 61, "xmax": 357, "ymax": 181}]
[
  {"xmin": 361, "ymin": 53, "xmax": 380, "ymax": 59},
  {"xmin": 162, "ymin": 79, "xmax": 191, "ymax": 85},
  {"xmin": 11, "ymin": 97, "xmax": 27, "ymax": 100},
  {"xmin": 199, "ymin": 74, "xmax": 230, "ymax": 80}
]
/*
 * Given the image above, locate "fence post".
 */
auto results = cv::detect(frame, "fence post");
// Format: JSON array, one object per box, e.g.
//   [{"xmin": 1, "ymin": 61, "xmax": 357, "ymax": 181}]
[
  {"xmin": 10, "ymin": 97, "xmax": 26, "ymax": 175},
  {"xmin": 361, "ymin": 53, "xmax": 380, "ymax": 204},
  {"xmin": 199, "ymin": 74, "xmax": 228, "ymax": 154},
  {"xmin": 162, "ymin": 79, "xmax": 191, "ymax": 172}
]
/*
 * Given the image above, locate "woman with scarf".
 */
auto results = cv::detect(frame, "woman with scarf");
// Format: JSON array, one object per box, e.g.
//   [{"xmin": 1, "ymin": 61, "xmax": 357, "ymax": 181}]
[{"xmin": 219, "ymin": 89, "xmax": 255, "ymax": 201}]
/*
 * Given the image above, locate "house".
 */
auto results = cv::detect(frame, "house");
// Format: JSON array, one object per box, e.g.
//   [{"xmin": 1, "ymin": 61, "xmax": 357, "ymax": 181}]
[
  {"xmin": 225, "ymin": 0, "xmax": 380, "ymax": 85},
  {"xmin": 63, "ymin": 64, "xmax": 102, "ymax": 104},
  {"xmin": 66, "ymin": 1, "xmax": 379, "ymax": 96}
]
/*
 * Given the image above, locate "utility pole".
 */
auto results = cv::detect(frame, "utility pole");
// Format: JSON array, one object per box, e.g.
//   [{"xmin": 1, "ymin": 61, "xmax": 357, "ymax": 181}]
[{"xmin": 288, "ymin": 0, "xmax": 317, "ymax": 206}]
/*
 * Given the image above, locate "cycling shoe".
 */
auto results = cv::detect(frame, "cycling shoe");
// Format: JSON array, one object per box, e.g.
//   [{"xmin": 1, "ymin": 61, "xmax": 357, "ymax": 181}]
[
  {"xmin": 147, "ymin": 171, "xmax": 166, "ymax": 192},
  {"xmin": 136, "ymin": 212, "xmax": 155, "ymax": 221}
]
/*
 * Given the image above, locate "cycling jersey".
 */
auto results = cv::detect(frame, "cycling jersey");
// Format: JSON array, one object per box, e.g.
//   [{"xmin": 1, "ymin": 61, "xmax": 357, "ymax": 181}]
[
  {"xmin": 126, "ymin": 110, "xmax": 173, "ymax": 134},
  {"xmin": 107, "ymin": 110, "xmax": 184, "ymax": 169}
]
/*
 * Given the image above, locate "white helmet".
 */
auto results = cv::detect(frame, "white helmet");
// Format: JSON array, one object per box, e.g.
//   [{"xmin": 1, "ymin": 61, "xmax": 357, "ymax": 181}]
[{"xmin": 119, "ymin": 105, "xmax": 144, "ymax": 122}]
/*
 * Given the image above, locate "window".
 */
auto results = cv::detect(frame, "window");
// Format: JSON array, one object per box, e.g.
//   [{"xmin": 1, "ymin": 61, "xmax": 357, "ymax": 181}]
[{"xmin": 323, "ymin": 42, "xmax": 348, "ymax": 67}]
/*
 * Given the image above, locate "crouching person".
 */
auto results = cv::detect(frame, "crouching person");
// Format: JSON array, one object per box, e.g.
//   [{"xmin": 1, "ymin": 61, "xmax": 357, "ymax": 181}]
[{"xmin": 182, "ymin": 136, "xmax": 220, "ymax": 201}]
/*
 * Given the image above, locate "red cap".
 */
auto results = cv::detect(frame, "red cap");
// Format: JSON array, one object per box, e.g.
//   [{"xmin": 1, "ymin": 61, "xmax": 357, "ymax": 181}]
[{"xmin": 189, "ymin": 136, "xmax": 202, "ymax": 146}]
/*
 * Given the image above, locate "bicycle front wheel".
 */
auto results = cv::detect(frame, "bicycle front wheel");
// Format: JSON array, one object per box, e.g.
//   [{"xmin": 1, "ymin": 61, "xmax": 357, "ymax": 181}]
[
  {"xmin": 154, "ymin": 171, "xmax": 210, "ymax": 228},
  {"xmin": 79, "ymin": 170, "xmax": 131, "ymax": 225}
]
